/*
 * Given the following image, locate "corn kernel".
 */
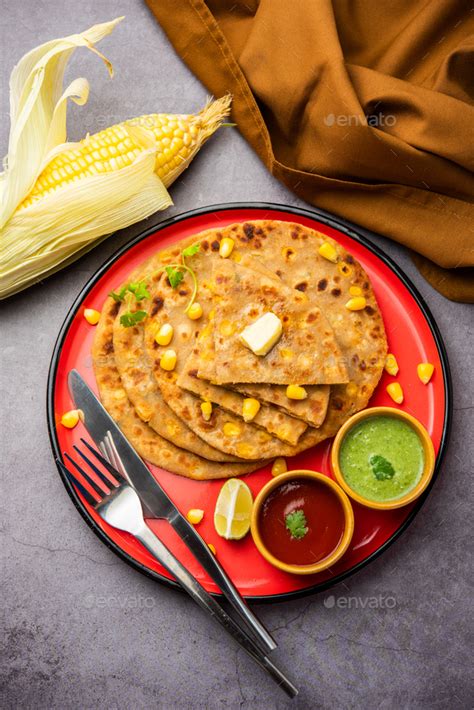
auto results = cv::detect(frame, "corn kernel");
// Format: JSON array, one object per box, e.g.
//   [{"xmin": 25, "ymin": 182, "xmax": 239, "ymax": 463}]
[
  {"xmin": 219, "ymin": 237, "xmax": 235, "ymax": 258},
  {"xmin": 349, "ymin": 285, "xmax": 362, "ymax": 296},
  {"xmin": 201, "ymin": 401, "xmax": 213, "ymax": 421},
  {"xmin": 242, "ymin": 398, "xmax": 261, "ymax": 422},
  {"xmin": 155, "ymin": 323, "xmax": 174, "ymax": 346},
  {"xmin": 160, "ymin": 349, "xmax": 177, "ymax": 371},
  {"xmin": 60, "ymin": 409, "xmax": 81, "ymax": 429},
  {"xmin": 223, "ymin": 422, "xmax": 242, "ymax": 437},
  {"xmin": 417, "ymin": 363, "xmax": 434, "ymax": 384},
  {"xmin": 386, "ymin": 382, "xmax": 404, "ymax": 404},
  {"xmin": 208, "ymin": 543, "xmax": 217, "ymax": 555},
  {"xmin": 345, "ymin": 296, "xmax": 367, "ymax": 311},
  {"xmin": 271, "ymin": 457, "xmax": 288, "ymax": 476},
  {"xmin": 187, "ymin": 302, "xmax": 203, "ymax": 320},
  {"xmin": 318, "ymin": 242, "xmax": 338, "ymax": 263},
  {"xmin": 385, "ymin": 353, "xmax": 399, "ymax": 376},
  {"xmin": 219, "ymin": 319, "xmax": 235, "ymax": 336},
  {"xmin": 286, "ymin": 384, "xmax": 308, "ymax": 400},
  {"xmin": 84, "ymin": 308, "xmax": 101, "ymax": 325},
  {"xmin": 187, "ymin": 509, "xmax": 204, "ymax": 525}
]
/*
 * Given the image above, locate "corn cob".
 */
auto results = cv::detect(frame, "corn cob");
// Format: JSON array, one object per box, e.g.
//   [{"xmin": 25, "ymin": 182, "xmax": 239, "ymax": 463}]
[{"xmin": 20, "ymin": 97, "xmax": 231, "ymax": 209}]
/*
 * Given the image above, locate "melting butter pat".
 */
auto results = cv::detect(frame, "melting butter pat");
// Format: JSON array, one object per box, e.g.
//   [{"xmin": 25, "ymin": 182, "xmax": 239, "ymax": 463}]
[{"xmin": 239, "ymin": 312, "xmax": 283, "ymax": 356}]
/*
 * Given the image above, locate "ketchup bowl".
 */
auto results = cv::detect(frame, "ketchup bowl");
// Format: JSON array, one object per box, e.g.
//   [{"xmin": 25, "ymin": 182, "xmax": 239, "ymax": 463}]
[{"xmin": 251, "ymin": 470, "xmax": 354, "ymax": 575}]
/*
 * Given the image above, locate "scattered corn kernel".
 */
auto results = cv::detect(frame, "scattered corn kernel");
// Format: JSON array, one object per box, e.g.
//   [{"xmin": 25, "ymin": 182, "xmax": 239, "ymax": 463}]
[
  {"xmin": 345, "ymin": 296, "xmax": 367, "ymax": 311},
  {"xmin": 201, "ymin": 401, "xmax": 213, "ymax": 421},
  {"xmin": 219, "ymin": 319, "xmax": 235, "ymax": 336},
  {"xmin": 208, "ymin": 543, "xmax": 217, "ymax": 555},
  {"xmin": 417, "ymin": 363, "xmax": 434, "ymax": 384},
  {"xmin": 286, "ymin": 384, "xmax": 308, "ymax": 400},
  {"xmin": 84, "ymin": 308, "xmax": 101, "ymax": 325},
  {"xmin": 242, "ymin": 398, "xmax": 261, "ymax": 422},
  {"xmin": 385, "ymin": 353, "xmax": 399, "ymax": 376},
  {"xmin": 60, "ymin": 409, "xmax": 81, "ymax": 428},
  {"xmin": 386, "ymin": 382, "xmax": 404, "ymax": 404},
  {"xmin": 155, "ymin": 323, "xmax": 174, "ymax": 346},
  {"xmin": 160, "ymin": 349, "xmax": 177, "ymax": 371},
  {"xmin": 223, "ymin": 422, "xmax": 242, "ymax": 437},
  {"xmin": 272, "ymin": 457, "xmax": 288, "ymax": 476},
  {"xmin": 187, "ymin": 509, "xmax": 204, "ymax": 525},
  {"xmin": 187, "ymin": 302, "xmax": 203, "ymax": 320},
  {"xmin": 219, "ymin": 237, "xmax": 235, "ymax": 258},
  {"xmin": 349, "ymin": 286, "xmax": 362, "ymax": 296},
  {"xmin": 318, "ymin": 242, "xmax": 338, "ymax": 263}
]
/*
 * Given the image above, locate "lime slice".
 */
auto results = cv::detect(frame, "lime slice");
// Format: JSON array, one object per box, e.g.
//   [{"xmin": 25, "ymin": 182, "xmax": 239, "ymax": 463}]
[{"xmin": 214, "ymin": 478, "xmax": 253, "ymax": 540}]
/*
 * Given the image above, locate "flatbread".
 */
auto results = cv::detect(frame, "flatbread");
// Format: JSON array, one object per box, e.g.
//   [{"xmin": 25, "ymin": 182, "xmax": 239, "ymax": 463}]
[
  {"xmin": 92, "ymin": 297, "xmax": 263, "ymax": 479},
  {"xmin": 197, "ymin": 259, "xmax": 348, "ymax": 385},
  {"xmin": 231, "ymin": 382, "xmax": 330, "ymax": 428},
  {"xmin": 177, "ymin": 360, "xmax": 308, "ymax": 445}
]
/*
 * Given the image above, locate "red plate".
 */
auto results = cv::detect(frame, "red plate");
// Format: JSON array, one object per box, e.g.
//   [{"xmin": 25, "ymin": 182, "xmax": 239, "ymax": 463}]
[{"xmin": 47, "ymin": 203, "xmax": 451, "ymax": 601}]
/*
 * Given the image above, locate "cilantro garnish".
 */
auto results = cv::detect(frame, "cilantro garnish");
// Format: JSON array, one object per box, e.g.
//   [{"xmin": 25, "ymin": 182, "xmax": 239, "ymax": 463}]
[
  {"xmin": 165, "ymin": 266, "xmax": 185, "ymax": 289},
  {"xmin": 369, "ymin": 454, "xmax": 395, "ymax": 480},
  {"xmin": 285, "ymin": 509, "xmax": 309, "ymax": 540},
  {"xmin": 127, "ymin": 281, "xmax": 150, "ymax": 301},
  {"xmin": 110, "ymin": 285, "xmax": 128, "ymax": 302},
  {"xmin": 181, "ymin": 242, "xmax": 201, "ymax": 258},
  {"xmin": 120, "ymin": 310, "xmax": 147, "ymax": 328}
]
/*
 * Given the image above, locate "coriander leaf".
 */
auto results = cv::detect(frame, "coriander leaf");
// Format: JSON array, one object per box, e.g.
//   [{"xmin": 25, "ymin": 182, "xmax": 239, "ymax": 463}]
[
  {"xmin": 182, "ymin": 242, "xmax": 201, "ymax": 258},
  {"xmin": 110, "ymin": 285, "xmax": 128, "ymax": 302},
  {"xmin": 369, "ymin": 454, "xmax": 395, "ymax": 480},
  {"xmin": 285, "ymin": 509, "xmax": 308, "ymax": 540},
  {"xmin": 128, "ymin": 280, "xmax": 150, "ymax": 301},
  {"xmin": 120, "ymin": 310, "xmax": 147, "ymax": 328},
  {"xmin": 165, "ymin": 266, "xmax": 184, "ymax": 289}
]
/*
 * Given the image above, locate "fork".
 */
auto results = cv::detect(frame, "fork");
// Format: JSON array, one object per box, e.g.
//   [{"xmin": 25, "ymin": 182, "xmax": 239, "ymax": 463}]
[{"xmin": 58, "ymin": 441, "xmax": 298, "ymax": 698}]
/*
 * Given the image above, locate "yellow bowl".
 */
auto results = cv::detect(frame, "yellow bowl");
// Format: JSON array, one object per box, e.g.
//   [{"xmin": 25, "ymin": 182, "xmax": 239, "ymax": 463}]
[
  {"xmin": 331, "ymin": 407, "xmax": 435, "ymax": 510},
  {"xmin": 250, "ymin": 470, "xmax": 354, "ymax": 575}
]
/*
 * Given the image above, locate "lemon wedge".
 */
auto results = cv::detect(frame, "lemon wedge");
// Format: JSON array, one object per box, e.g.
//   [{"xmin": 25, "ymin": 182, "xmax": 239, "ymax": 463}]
[{"xmin": 214, "ymin": 479, "xmax": 253, "ymax": 540}]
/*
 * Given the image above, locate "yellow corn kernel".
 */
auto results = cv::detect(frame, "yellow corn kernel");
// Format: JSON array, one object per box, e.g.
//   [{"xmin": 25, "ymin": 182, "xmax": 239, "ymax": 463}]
[
  {"xmin": 201, "ymin": 401, "xmax": 213, "ymax": 421},
  {"xmin": 60, "ymin": 409, "xmax": 81, "ymax": 428},
  {"xmin": 187, "ymin": 509, "xmax": 204, "ymax": 525},
  {"xmin": 208, "ymin": 543, "xmax": 217, "ymax": 555},
  {"xmin": 219, "ymin": 319, "xmax": 235, "ymax": 336},
  {"xmin": 223, "ymin": 422, "xmax": 242, "ymax": 437},
  {"xmin": 160, "ymin": 349, "xmax": 177, "ymax": 371},
  {"xmin": 187, "ymin": 302, "xmax": 203, "ymax": 320},
  {"xmin": 386, "ymin": 382, "xmax": 404, "ymax": 404},
  {"xmin": 417, "ymin": 363, "xmax": 434, "ymax": 384},
  {"xmin": 279, "ymin": 348, "xmax": 294, "ymax": 360},
  {"xmin": 242, "ymin": 398, "xmax": 261, "ymax": 422},
  {"xmin": 155, "ymin": 323, "xmax": 174, "ymax": 346},
  {"xmin": 83, "ymin": 308, "xmax": 101, "ymax": 325},
  {"xmin": 135, "ymin": 403, "xmax": 154, "ymax": 422},
  {"xmin": 219, "ymin": 237, "xmax": 235, "ymax": 258},
  {"xmin": 286, "ymin": 384, "xmax": 308, "ymax": 400},
  {"xmin": 345, "ymin": 296, "xmax": 367, "ymax": 311},
  {"xmin": 271, "ymin": 457, "xmax": 288, "ymax": 476},
  {"xmin": 385, "ymin": 353, "xmax": 399, "ymax": 376},
  {"xmin": 346, "ymin": 382, "xmax": 358, "ymax": 397},
  {"xmin": 349, "ymin": 285, "xmax": 362, "ymax": 296},
  {"xmin": 318, "ymin": 242, "xmax": 338, "ymax": 263}
]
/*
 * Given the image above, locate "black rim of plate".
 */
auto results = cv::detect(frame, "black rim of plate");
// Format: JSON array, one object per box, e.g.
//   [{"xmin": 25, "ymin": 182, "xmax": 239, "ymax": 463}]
[{"xmin": 47, "ymin": 202, "xmax": 453, "ymax": 603}]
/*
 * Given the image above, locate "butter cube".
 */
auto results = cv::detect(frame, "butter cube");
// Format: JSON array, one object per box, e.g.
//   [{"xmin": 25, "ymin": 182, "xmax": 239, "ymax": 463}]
[{"xmin": 239, "ymin": 312, "xmax": 283, "ymax": 356}]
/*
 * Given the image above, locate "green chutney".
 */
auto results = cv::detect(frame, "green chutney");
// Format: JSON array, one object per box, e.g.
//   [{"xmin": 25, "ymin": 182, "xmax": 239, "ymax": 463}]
[{"xmin": 339, "ymin": 416, "xmax": 424, "ymax": 502}]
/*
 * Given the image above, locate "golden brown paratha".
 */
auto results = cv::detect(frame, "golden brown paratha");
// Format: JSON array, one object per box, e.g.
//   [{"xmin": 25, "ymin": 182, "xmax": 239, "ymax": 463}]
[{"xmin": 92, "ymin": 296, "xmax": 264, "ymax": 479}]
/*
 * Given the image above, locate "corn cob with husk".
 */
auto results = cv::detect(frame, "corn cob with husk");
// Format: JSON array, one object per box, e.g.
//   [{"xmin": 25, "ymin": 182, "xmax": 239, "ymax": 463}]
[{"xmin": 0, "ymin": 18, "xmax": 232, "ymax": 300}]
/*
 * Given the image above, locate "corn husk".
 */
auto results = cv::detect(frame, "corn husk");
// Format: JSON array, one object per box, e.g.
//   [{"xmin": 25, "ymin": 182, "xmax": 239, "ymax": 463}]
[{"xmin": 0, "ymin": 18, "xmax": 172, "ymax": 299}]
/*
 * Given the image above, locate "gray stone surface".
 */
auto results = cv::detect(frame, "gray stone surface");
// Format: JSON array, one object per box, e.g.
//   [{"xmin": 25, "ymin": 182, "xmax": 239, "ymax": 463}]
[{"xmin": 1, "ymin": 2, "xmax": 472, "ymax": 708}]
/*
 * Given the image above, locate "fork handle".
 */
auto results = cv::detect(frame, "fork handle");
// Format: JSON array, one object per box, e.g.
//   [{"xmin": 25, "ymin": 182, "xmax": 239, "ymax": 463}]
[{"xmin": 135, "ymin": 524, "xmax": 297, "ymax": 698}]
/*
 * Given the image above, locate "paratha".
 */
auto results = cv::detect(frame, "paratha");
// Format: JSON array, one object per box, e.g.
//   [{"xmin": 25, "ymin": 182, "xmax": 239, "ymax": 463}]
[
  {"xmin": 197, "ymin": 259, "xmax": 348, "ymax": 385},
  {"xmin": 92, "ymin": 296, "xmax": 264, "ymax": 479}
]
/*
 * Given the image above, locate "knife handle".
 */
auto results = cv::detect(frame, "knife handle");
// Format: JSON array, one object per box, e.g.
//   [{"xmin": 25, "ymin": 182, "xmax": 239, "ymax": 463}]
[{"xmin": 135, "ymin": 523, "xmax": 297, "ymax": 698}]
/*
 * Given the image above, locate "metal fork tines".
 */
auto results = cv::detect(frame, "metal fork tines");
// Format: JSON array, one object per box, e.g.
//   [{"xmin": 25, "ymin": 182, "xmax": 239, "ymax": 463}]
[{"xmin": 58, "ymin": 441, "xmax": 298, "ymax": 698}]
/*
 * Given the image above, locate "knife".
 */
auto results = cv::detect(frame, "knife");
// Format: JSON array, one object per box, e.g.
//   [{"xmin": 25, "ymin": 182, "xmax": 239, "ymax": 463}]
[{"xmin": 68, "ymin": 369, "xmax": 276, "ymax": 654}]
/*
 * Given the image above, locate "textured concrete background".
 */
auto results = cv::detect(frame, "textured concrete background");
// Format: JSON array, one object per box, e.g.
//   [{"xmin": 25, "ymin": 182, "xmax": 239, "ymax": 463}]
[{"xmin": 1, "ymin": 2, "xmax": 472, "ymax": 708}]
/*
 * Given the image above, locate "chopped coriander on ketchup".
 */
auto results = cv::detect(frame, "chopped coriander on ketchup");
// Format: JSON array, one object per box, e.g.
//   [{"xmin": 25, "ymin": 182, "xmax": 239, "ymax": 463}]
[{"xmin": 285, "ymin": 509, "xmax": 308, "ymax": 540}]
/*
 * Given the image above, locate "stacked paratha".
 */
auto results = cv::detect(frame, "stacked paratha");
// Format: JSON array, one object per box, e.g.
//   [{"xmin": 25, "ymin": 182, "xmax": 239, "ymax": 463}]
[{"xmin": 92, "ymin": 220, "xmax": 387, "ymax": 478}]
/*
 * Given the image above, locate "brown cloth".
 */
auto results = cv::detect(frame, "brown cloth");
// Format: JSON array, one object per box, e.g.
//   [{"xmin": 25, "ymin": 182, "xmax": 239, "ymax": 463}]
[{"xmin": 146, "ymin": 0, "xmax": 474, "ymax": 302}]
